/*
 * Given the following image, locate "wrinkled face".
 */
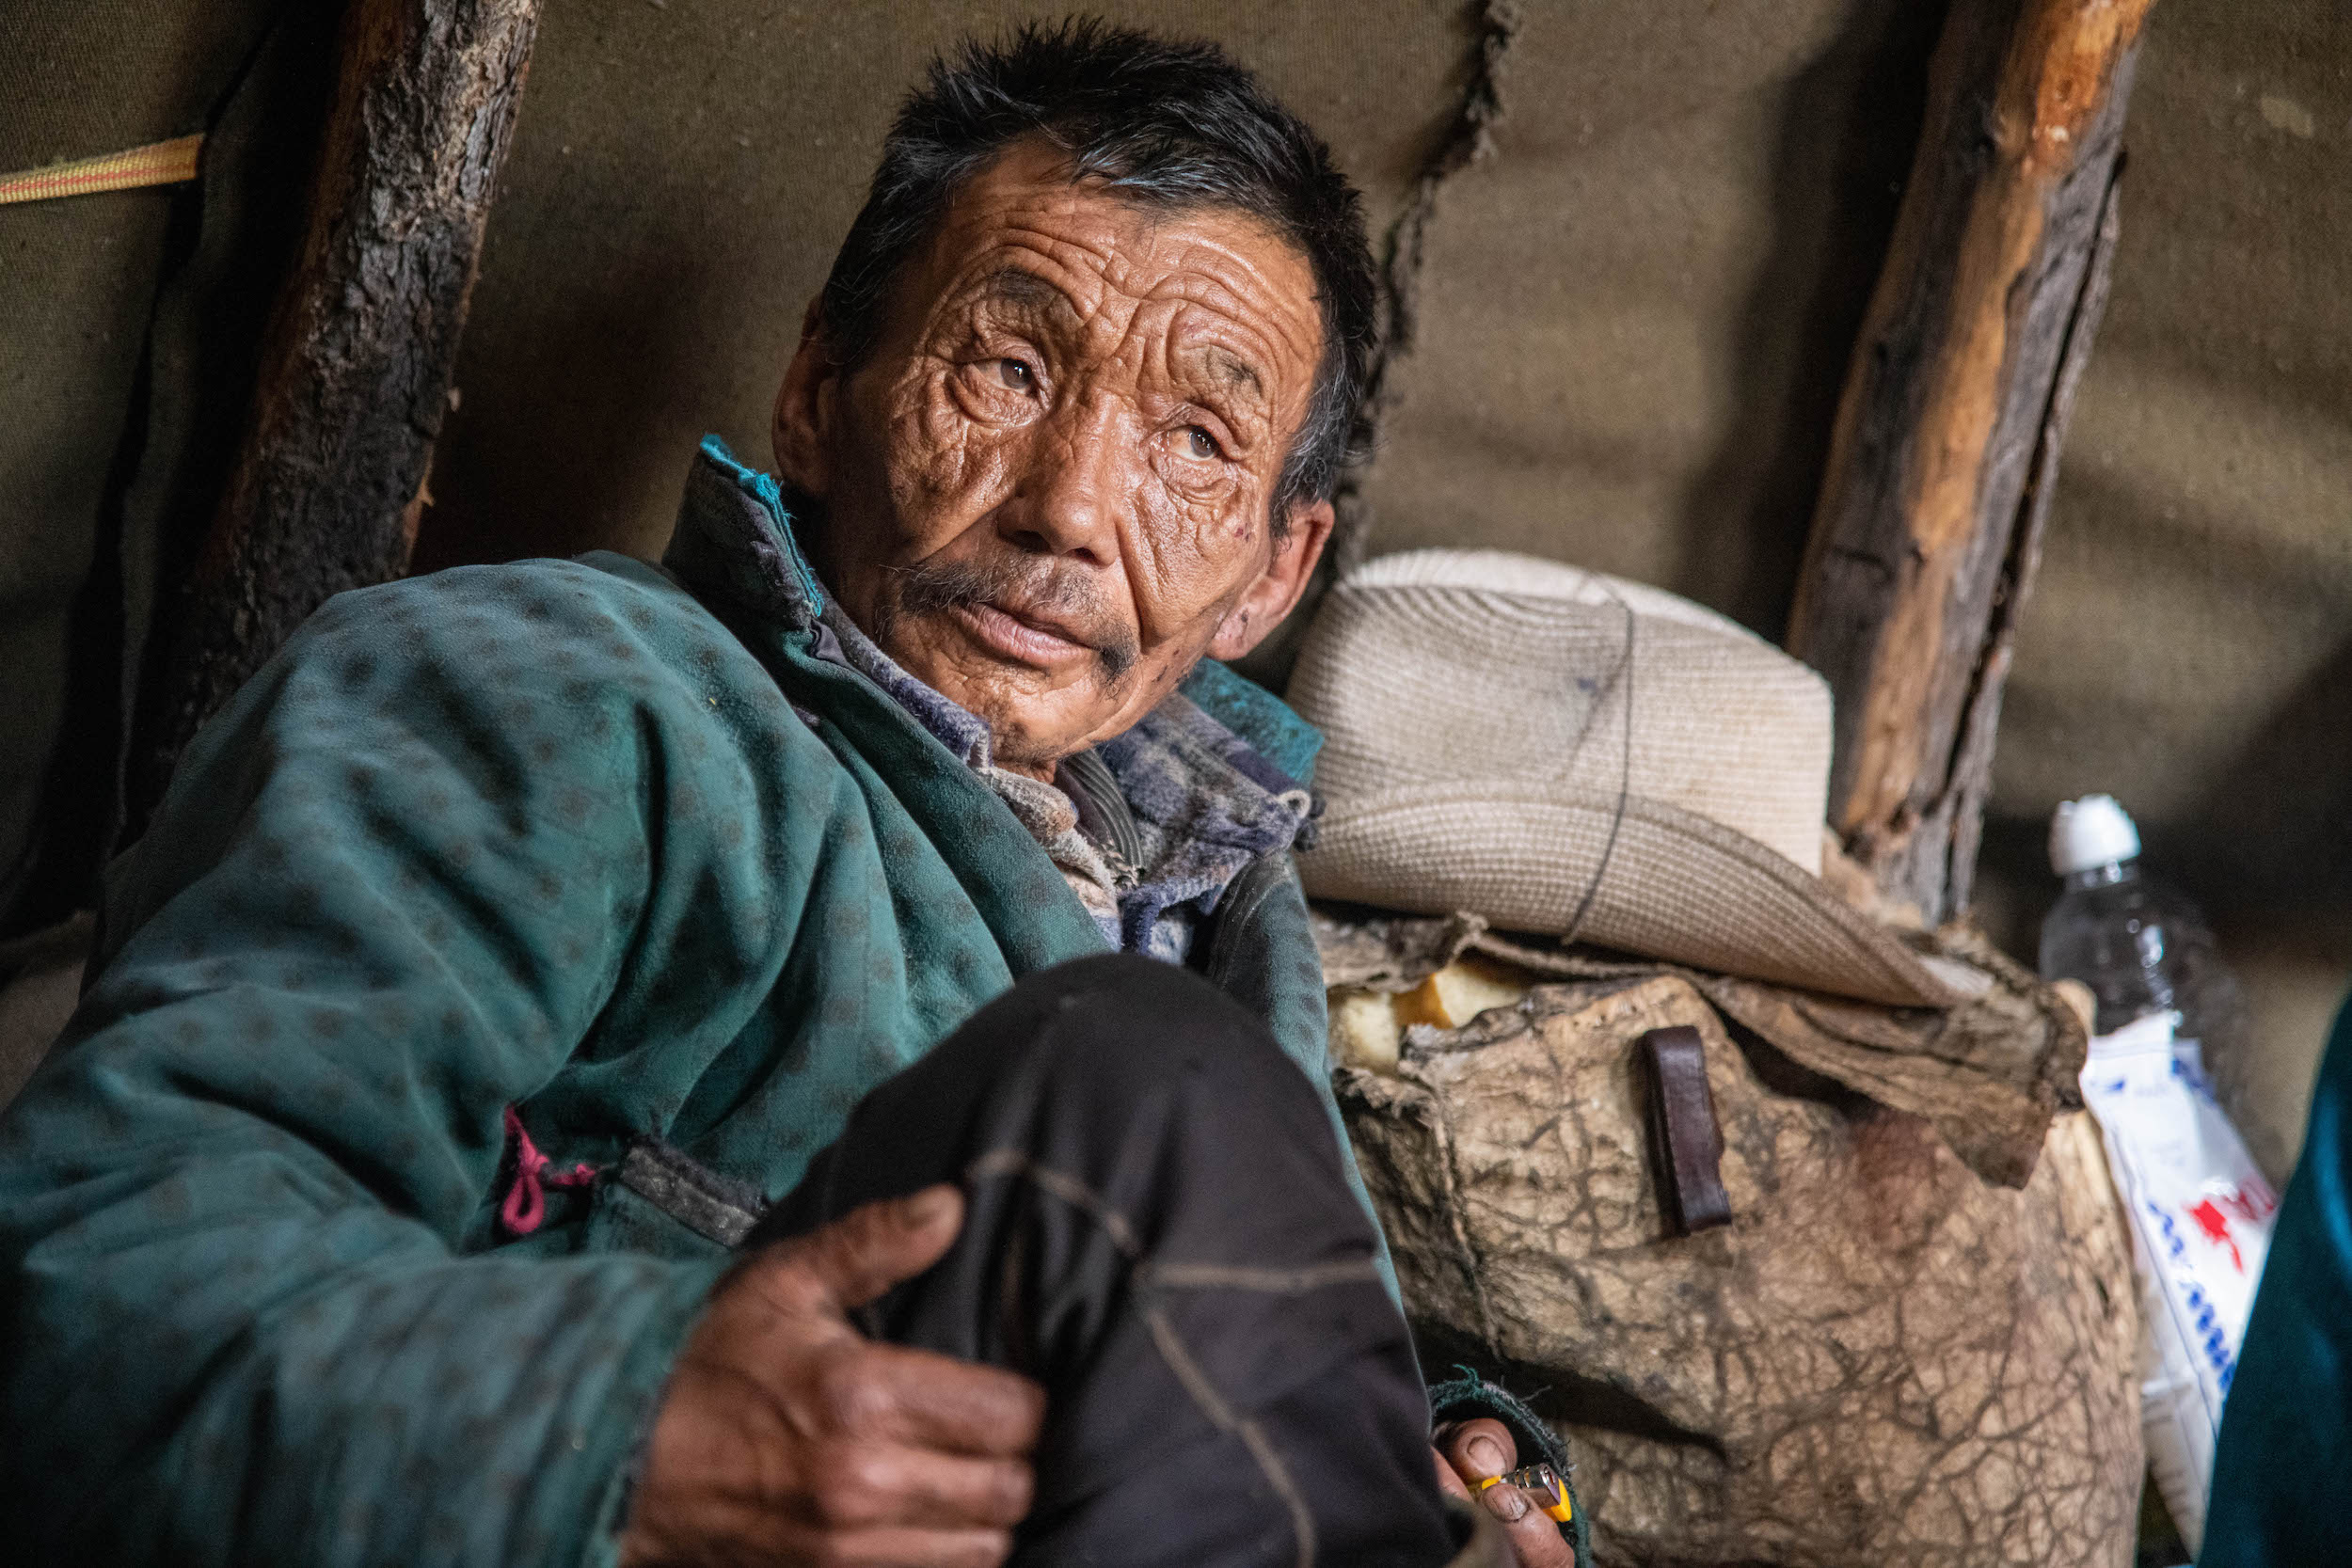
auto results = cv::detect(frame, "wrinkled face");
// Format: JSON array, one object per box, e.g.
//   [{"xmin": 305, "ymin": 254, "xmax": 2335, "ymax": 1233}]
[{"xmin": 772, "ymin": 138, "xmax": 1333, "ymax": 779}]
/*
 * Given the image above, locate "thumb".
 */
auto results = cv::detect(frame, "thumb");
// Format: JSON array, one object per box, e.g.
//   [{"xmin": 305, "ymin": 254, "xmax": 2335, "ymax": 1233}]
[{"xmin": 792, "ymin": 1183, "xmax": 966, "ymax": 1312}]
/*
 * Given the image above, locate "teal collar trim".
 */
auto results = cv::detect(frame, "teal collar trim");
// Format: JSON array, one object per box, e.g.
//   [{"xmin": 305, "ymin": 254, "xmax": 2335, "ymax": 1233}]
[
  {"xmin": 667, "ymin": 435, "xmax": 827, "ymax": 631},
  {"xmin": 1175, "ymin": 658, "xmax": 1323, "ymax": 790}
]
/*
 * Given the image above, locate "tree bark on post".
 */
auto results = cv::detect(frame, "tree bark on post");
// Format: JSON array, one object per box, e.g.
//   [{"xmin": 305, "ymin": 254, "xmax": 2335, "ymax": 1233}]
[
  {"xmin": 127, "ymin": 0, "xmax": 540, "ymax": 831},
  {"xmin": 1787, "ymin": 0, "xmax": 2153, "ymax": 928}
]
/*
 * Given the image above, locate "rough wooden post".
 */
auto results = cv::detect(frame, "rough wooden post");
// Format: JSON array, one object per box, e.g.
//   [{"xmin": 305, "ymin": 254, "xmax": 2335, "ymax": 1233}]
[
  {"xmin": 1787, "ymin": 0, "xmax": 2153, "ymax": 927},
  {"xmin": 128, "ymin": 0, "xmax": 539, "ymax": 828}
]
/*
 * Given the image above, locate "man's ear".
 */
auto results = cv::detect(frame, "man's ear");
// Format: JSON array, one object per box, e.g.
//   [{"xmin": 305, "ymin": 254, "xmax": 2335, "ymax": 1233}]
[
  {"xmin": 771, "ymin": 296, "xmax": 841, "ymax": 499},
  {"xmin": 1207, "ymin": 496, "xmax": 1335, "ymax": 661}
]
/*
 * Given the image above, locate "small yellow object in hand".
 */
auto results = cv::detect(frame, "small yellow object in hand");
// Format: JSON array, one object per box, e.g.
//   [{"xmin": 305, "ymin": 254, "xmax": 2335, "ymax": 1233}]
[{"xmin": 1476, "ymin": 1463, "xmax": 1574, "ymax": 1523}]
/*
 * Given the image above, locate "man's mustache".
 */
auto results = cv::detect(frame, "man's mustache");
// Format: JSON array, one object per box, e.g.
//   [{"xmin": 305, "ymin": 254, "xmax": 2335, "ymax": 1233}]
[{"xmin": 889, "ymin": 555, "xmax": 1140, "ymax": 679}]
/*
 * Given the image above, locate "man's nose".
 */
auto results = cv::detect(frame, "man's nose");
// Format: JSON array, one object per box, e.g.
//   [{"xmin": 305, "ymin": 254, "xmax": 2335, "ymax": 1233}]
[{"xmin": 1000, "ymin": 395, "xmax": 1133, "ymax": 566}]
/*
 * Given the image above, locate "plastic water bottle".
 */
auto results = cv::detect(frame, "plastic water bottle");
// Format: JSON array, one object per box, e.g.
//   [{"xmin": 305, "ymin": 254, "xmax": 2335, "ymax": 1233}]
[
  {"xmin": 2039, "ymin": 794, "xmax": 2235, "ymax": 1042},
  {"xmin": 2039, "ymin": 794, "xmax": 2270, "ymax": 1560}
]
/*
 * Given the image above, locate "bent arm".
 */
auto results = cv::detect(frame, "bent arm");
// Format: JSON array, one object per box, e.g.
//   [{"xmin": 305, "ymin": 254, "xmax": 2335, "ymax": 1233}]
[{"xmin": 0, "ymin": 563, "xmax": 763, "ymax": 1564}]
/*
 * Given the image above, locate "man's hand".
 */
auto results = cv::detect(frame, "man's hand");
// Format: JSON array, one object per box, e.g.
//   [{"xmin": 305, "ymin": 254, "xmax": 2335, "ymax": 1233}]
[
  {"xmin": 1433, "ymin": 1419, "xmax": 1577, "ymax": 1567},
  {"xmin": 621, "ymin": 1185, "xmax": 1045, "ymax": 1568}
]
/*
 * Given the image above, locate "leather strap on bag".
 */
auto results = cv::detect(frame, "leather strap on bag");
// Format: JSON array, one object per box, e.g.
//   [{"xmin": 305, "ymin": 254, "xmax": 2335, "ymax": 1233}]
[{"xmin": 1639, "ymin": 1025, "xmax": 1731, "ymax": 1233}]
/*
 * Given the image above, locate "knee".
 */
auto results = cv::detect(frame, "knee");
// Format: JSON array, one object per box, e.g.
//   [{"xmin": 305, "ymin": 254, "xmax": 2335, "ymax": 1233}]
[
  {"xmin": 1019, "ymin": 953, "xmax": 1267, "ymax": 1047},
  {"xmin": 991, "ymin": 954, "xmax": 1319, "ymax": 1115}
]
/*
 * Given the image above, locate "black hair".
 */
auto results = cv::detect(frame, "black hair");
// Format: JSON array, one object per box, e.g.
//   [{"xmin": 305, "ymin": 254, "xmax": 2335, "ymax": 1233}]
[{"xmin": 818, "ymin": 17, "xmax": 1376, "ymax": 531}]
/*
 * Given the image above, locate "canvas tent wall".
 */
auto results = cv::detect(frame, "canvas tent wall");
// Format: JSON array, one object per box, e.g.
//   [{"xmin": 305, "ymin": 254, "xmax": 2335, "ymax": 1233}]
[{"xmin": 3, "ymin": 0, "xmax": 2347, "ymax": 1172}]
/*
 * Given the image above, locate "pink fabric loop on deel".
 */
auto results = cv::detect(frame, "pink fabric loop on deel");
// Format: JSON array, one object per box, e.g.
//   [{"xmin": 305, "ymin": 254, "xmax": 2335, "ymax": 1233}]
[{"xmin": 500, "ymin": 1104, "xmax": 598, "ymax": 1236}]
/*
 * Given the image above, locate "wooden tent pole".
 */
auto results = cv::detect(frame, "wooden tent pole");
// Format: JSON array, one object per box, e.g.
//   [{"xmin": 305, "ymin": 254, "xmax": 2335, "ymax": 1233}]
[
  {"xmin": 1788, "ymin": 0, "xmax": 2153, "ymax": 927},
  {"xmin": 128, "ymin": 0, "xmax": 540, "ymax": 827}
]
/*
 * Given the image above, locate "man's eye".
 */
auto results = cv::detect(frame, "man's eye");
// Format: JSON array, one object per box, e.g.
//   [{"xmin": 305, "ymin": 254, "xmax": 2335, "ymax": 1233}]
[
  {"xmin": 995, "ymin": 358, "xmax": 1036, "ymax": 392},
  {"xmin": 1184, "ymin": 427, "xmax": 1220, "ymax": 460}
]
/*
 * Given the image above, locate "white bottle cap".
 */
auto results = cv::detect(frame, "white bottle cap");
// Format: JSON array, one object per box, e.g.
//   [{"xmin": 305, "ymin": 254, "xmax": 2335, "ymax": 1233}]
[{"xmin": 2049, "ymin": 794, "xmax": 2142, "ymax": 876}]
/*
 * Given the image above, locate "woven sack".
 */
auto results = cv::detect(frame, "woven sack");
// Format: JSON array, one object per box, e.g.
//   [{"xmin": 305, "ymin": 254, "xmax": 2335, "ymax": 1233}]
[{"xmin": 1335, "ymin": 967, "xmax": 2143, "ymax": 1567}]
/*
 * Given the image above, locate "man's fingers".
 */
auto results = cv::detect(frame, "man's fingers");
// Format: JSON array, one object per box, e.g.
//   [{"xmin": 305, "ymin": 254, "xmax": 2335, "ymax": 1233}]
[
  {"xmin": 820, "ymin": 1527, "xmax": 1014, "ymax": 1568},
  {"xmin": 1439, "ymin": 1417, "xmax": 1518, "ymax": 1491},
  {"xmin": 1438, "ymin": 1418, "xmax": 1578, "ymax": 1568},
  {"xmin": 659, "ymin": 1513, "xmax": 1012, "ymax": 1568},
  {"xmin": 794, "ymin": 1184, "xmax": 967, "ymax": 1310},
  {"xmin": 807, "ymin": 1443, "xmax": 1033, "ymax": 1530},
  {"xmin": 889, "ymin": 1451, "xmax": 1033, "ymax": 1530},
  {"xmin": 1493, "ymin": 1498, "xmax": 1578, "ymax": 1567},
  {"xmin": 818, "ymin": 1338, "xmax": 1047, "ymax": 1458},
  {"xmin": 1439, "ymin": 1419, "xmax": 1531, "ymax": 1527}
]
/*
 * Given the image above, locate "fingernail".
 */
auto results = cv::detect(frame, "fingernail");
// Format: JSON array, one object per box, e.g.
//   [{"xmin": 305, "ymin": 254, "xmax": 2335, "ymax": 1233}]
[
  {"xmin": 1466, "ymin": 1434, "xmax": 1508, "ymax": 1477},
  {"xmin": 899, "ymin": 1185, "xmax": 958, "ymax": 1228},
  {"xmin": 1482, "ymin": 1479, "xmax": 1528, "ymax": 1522}
]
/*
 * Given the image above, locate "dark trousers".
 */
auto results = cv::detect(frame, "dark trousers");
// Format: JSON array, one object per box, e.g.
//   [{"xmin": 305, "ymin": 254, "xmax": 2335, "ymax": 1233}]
[{"xmin": 751, "ymin": 954, "xmax": 1458, "ymax": 1566}]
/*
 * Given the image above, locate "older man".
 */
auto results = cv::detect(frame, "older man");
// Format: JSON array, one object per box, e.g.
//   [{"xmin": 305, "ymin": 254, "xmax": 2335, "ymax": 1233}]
[{"xmin": 0, "ymin": 23, "xmax": 1571, "ymax": 1568}]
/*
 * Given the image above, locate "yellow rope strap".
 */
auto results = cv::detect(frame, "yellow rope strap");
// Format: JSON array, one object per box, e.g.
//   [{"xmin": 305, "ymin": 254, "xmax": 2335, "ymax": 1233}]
[{"xmin": 0, "ymin": 135, "xmax": 205, "ymax": 207}]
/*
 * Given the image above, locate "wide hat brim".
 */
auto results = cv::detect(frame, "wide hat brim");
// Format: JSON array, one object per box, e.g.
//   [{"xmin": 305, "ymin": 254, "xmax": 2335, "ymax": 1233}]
[{"xmin": 1299, "ymin": 783, "xmax": 1970, "ymax": 1008}]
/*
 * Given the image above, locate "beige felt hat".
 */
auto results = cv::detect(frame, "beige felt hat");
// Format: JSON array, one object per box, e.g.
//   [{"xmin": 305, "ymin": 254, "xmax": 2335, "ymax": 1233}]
[{"xmin": 1288, "ymin": 548, "xmax": 1966, "ymax": 1007}]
